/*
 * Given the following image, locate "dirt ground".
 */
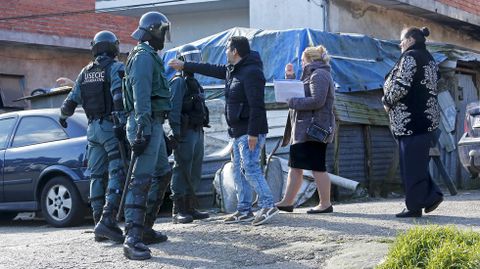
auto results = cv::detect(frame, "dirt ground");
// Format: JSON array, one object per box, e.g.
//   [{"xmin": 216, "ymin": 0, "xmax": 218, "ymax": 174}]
[{"xmin": 1, "ymin": 190, "xmax": 479, "ymax": 269}]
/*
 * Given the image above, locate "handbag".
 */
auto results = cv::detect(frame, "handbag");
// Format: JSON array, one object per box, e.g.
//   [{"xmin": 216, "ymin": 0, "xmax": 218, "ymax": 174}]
[
  {"xmin": 306, "ymin": 122, "xmax": 331, "ymax": 143},
  {"xmin": 306, "ymin": 111, "xmax": 331, "ymax": 143}
]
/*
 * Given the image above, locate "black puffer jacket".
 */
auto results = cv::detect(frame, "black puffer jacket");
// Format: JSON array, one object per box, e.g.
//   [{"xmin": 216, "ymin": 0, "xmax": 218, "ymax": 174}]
[
  {"xmin": 382, "ymin": 42, "xmax": 440, "ymax": 137},
  {"xmin": 183, "ymin": 51, "xmax": 268, "ymax": 138}
]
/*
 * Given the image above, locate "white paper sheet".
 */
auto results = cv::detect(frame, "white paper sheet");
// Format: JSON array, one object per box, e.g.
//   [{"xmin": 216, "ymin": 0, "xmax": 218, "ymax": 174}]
[{"xmin": 273, "ymin": 79, "xmax": 305, "ymax": 103}]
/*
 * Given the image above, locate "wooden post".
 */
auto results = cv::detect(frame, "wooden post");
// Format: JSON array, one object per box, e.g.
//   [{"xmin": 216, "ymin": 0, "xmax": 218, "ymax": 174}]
[
  {"xmin": 363, "ymin": 125, "xmax": 374, "ymax": 196},
  {"xmin": 380, "ymin": 136, "xmax": 399, "ymax": 198},
  {"xmin": 333, "ymin": 121, "xmax": 341, "ymax": 175}
]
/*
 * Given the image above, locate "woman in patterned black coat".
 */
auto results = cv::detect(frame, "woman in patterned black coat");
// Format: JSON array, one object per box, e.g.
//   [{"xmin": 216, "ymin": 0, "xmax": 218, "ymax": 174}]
[{"xmin": 382, "ymin": 26, "xmax": 444, "ymax": 218}]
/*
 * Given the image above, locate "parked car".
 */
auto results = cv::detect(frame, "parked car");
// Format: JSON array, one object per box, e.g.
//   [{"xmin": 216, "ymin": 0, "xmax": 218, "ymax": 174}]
[
  {"xmin": 0, "ymin": 108, "xmax": 90, "ymax": 227},
  {"xmin": 458, "ymin": 101, "xmax": 480, "ymax": 178}
]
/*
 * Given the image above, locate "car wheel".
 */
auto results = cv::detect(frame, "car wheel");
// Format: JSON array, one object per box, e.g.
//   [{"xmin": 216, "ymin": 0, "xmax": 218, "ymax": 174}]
[
  {"xmin": 40, "ymin": 176, "xmax": 85, "ymax": 227},
  {"xmin": 0, "ymin": 212, "xmax": 18, "ymax": 221}
]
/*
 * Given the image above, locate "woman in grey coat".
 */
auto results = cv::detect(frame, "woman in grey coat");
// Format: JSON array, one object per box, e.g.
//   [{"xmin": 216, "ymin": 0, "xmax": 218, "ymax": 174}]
[{"xmin": 276, "ymin": 45, "xmax": 336, "ymax": 213}]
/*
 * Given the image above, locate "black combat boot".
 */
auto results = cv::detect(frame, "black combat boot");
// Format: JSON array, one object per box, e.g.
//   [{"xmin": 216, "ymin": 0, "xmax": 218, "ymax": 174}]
[
  {"xmin": 143, "ymin": 215, "xmax": 168, "ymax": 244},
  {"xmin": 93, "ymin": 211, "xmax": 107, "ymax": 242},
  {"xmin": 172, "ymin": 196, "xmax": 194, "ymax": 224},
  {"xmin": 123, "ymin": 177, "xmax": 151, "ymax": 260},
  {"xmin": 94, "ymin": 204, "xmax": 124, "ymax": 243},
  {"xmin": 187, "ymin": 195, "xmax": 209, "ymax": 220},
  {"xmin": 143, "ymin": 173, "xmax": 170, "ymax": 244},
  {"xmin": 123, "ymin": 222, "xmax": 151, "ymax": 260}
]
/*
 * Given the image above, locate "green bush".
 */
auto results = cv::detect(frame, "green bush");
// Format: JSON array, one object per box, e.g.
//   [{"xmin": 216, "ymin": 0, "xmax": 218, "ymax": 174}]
[{"xmin": 377, "ymin": 225, "xmax": 480, "ymax": 269}]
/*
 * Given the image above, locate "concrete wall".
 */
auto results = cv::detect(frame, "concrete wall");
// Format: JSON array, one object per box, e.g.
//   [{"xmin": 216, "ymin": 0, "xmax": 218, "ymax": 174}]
[
  {"xmin": 165, "ymin": 8, "xmax": 249, "ymax": 49},
  {"xmin": 247, "ymin": 0, "xmax": 480, "ymax": 51},
  {"xmin": 329, "ymin": 0, "xmax": 480, "ymax": 51},
  {"xmin": 250, "ymin": 0, "xmax": 325, "ymax": 31},
  {"xmin": 0, "ymin": 43, "xmax": 91, "ymax": 105}
]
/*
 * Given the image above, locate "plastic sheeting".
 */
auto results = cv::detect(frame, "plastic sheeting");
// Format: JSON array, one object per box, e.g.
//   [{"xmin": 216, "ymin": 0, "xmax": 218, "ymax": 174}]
[{"xmin": 163, "ymin": 27, "xmax": 449, "ymax": 93}]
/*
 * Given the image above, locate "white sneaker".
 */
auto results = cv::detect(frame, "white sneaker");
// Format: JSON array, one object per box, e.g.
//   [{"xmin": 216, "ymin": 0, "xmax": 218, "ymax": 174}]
[
  {"xmin": 224, "ymin": 211, "xmax": 255, "ymax": 224},
  {"xmin": 252, "ymin": 207, "xmax": 279, "ymax": 226}
]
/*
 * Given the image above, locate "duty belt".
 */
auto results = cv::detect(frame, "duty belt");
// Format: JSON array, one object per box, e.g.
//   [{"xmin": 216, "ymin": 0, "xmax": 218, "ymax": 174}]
[{"xmin": 88, "ymin": 114, "xmax": 113, "ymax": 124}]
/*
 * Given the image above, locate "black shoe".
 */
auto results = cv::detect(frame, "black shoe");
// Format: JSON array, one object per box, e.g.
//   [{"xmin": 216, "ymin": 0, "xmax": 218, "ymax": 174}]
[
  {"xmin": 172, "ymin": 213, "xmax": 194, "ymax": 224},
  {"xmin": 276, "ymin": 205, "xmax": 294, "ymax": 213},
  {"xmin": 190, "ymin": 208, "xmax": 209, "ymax": 220},
  {"xmin": 94, "ymin": 221, "xmax": 124, "ymax": 243},
  {"xmin": 425, "ymin": 197, "xmax": 443, "ymax": 214},
  {"xmin": 123, "ymin": 236, "xmax": 151, "ymax": 260},
  {"xmin": 395, "ymin": 208, "xmax": 422, "ymax": 218},
  {"xmin": 143, "ymin": 228, "xmax": 168, "ymax": 245},
  {"xmin": 307, "ymin": 205, "xmax": 333, "ymax": 214}
]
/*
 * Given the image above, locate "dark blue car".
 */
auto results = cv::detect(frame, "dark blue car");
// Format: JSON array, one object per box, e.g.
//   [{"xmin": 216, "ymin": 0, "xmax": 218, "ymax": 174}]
[{"xmin": 0, "ymin": 108, "xmax": 90, "ymax": 227}]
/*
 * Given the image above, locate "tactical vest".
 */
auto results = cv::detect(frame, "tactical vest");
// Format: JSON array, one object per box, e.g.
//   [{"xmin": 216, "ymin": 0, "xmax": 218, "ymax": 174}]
[
  {"xmin": 79, "ymin": 57, "xmax": 114, "ymax": 120},
  {"xmin": 175, "ymin": 75, "xmax": 209, "ymax": 128},
  {"xmin": 123, "ymin": 45, "xmax": 171, "ymax": 113}
]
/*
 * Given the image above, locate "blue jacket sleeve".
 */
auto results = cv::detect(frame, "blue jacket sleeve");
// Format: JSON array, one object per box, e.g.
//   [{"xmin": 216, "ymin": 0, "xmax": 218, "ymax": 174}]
[
  {"xmin": 183, "ymin": 62, "xmax": 227, "ymax": 80},
  {"xmin": 129, "ymin": 52, "xmax": 153, "ymax": 136},
  {"xmin": 60, "ymin": 71, "xmax": 83, "ymax": 119},
  {"xmin": 109, "ymin": 62, "xmax": 126, "ymax": 123},
  {"xmin": 168, "ymin": 77, "xmax": 186, "ymax": 136}
]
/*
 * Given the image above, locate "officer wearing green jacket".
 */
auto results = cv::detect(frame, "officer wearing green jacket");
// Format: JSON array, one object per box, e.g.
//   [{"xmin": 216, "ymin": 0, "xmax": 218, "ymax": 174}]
[
  {"xmin": 59, "ymin": 30, "xmax": 125, "ymax": 243},
  {"xmin": 122, "ymin": 11, "xmax": 172, "ymax": 260},
  {"xmin": 169, "ymin": 44, "xmax": 210, "ymax": 224}
]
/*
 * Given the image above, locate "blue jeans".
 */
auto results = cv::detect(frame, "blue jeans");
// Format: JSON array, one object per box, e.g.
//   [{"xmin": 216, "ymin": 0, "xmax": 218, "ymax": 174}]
[{"xmin": 232, "ymin": 134, "xmax": 274, "ymax": 213}]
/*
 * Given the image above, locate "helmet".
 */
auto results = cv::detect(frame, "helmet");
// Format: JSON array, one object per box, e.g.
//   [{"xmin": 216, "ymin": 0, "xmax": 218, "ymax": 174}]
[
  {"xmin": 176, "ymin": 44, "xmax": 202, "ymax": 63},
  {"xmin": 91, "ymin": 30, "xmax": 119, "ymax": 58},
  {"xmin": 131, "ymin": 11, "xmax": 171, "ymax": 47}
]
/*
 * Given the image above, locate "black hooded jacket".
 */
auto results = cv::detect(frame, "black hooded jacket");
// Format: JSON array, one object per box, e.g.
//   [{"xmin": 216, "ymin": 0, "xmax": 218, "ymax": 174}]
[{"xmin": 183, "ymin": 51, "xmax": 268, "ymax": 138}]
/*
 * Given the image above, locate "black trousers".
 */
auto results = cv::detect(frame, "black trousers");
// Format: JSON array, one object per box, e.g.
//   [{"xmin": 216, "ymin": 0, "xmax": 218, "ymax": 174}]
[{"xmin": 398, "ymin": 132, "xmax": 443, "ymax": 211}]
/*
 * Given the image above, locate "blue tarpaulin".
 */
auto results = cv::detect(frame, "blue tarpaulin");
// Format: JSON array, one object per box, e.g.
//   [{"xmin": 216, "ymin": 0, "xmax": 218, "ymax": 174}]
[{"xmin": 163, "ymin": 27, "xmax": 447, "ymax": 93}]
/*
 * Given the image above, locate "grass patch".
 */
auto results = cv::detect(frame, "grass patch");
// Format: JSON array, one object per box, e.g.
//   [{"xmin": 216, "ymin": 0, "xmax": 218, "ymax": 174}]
[{"xmin": 377, "ymin": 225, "xmax": 480, "ymax": 269}]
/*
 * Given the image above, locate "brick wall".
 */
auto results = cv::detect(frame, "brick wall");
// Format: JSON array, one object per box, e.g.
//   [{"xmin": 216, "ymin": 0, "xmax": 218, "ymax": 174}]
[
  {"xmin": 437, "ymin": 0, "xmax": 480, "ymax": 16},
  {"xmin": 0, "ymin": 0, "xmax": 138, "ymax": 45}
]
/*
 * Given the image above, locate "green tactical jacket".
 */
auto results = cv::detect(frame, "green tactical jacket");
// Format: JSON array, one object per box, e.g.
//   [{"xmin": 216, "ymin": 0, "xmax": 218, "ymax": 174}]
[{"xmin": 123, "ymin": 42, "xmax": 171, "ymax": 135}]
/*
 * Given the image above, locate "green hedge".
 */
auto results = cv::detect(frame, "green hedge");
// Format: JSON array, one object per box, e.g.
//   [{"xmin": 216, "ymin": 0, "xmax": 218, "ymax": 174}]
[{"xmin": 377, "ymin": 225, "xmax": 480, "ymax": 269}]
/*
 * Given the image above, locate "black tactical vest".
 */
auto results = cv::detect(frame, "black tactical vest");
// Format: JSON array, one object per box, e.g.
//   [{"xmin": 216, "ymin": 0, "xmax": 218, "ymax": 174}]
[
  {"xmin": 79, "ymin": 57, "xmax": 114, "ymax": 120},
  {"xmin": 181, "ymin": 76, "xmax": 209, "ymax": 128}
]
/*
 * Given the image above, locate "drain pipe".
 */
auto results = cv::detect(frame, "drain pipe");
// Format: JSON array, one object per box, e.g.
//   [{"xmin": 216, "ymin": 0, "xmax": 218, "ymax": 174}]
[{"xmin": 322, "ymin": 0, "xmax": 330, "ymax": 32}]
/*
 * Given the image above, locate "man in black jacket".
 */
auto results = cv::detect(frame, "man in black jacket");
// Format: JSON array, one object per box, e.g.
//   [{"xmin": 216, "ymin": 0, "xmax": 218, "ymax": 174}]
[{"xmin": 169, "ymin": 36, "xmax": 279, "ymax": 226}]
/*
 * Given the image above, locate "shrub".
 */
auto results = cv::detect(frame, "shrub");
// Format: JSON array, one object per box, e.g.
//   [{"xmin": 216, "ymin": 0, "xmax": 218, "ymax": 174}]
[{"xmin": 377, "ymin": 225, "xmax": 480, "ymax": 269}]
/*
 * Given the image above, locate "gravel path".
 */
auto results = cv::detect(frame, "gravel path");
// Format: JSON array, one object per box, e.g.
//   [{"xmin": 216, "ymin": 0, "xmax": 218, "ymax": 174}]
[{"xmin": 1, "ymin": 190, "xmax": 479, "ymax": 269}]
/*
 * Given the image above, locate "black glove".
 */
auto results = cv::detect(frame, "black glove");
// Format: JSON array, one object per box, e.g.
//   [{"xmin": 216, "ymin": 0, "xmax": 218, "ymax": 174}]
[
  {"xmin": 131, "ymin": 135, "xmax": 150, "ymax": 156},
  {"xmin": 59, "ymin": 117, "xmax": 68, "ymax": 128},
  {"xmin": 113, "ymin": 124, "xmax": 126, "ymax": 141},
  {"xmin": 167, "ymin": 134, "xmax": 180, "ymax": 150}
]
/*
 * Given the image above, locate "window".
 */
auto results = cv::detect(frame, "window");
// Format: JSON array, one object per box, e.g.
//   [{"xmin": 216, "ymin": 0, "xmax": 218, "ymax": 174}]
[
  {"xmin": 12, "ymin": 116, "xmax": 68, "ymax": 148},
  {"xmin": 0, "ymin": 117, "xmax": 16, "ymax": 149},
  {"xmin": 0, "ymin": 74, "xmax": 27, "ymax": 109}
]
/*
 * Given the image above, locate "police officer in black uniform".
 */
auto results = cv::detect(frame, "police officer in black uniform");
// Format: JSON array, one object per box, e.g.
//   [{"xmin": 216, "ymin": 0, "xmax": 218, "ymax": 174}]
[
  {"xmin": 59, "ymin": 30, "xmax": 126, "ymax": 243},
  {"xmin": 168, "ymin": 44, "xmax": 210, "ymax": 224}
]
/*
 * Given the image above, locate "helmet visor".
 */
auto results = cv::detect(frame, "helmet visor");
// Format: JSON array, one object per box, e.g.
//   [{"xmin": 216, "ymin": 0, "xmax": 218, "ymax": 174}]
[
  {"xmin": 150, "ymin": 22, "xmax": 171, "ymax": 43},
  {"xmin": 180, "ymin": 49, "xmax": 202, "ymax": 63}
]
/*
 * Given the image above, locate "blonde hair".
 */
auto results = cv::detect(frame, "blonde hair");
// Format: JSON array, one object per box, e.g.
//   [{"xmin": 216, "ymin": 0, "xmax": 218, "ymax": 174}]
[{"xmin": 302, "ymin": 45, "xmax": 330, "ymax": 64}]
